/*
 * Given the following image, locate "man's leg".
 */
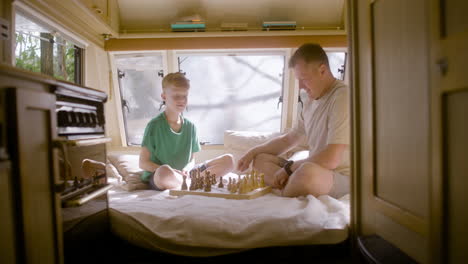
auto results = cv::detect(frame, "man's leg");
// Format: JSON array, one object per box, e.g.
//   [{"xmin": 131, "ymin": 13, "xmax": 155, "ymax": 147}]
[
  {"xmin": 252, "ymin": 153, "xmax": 285, "ymax": 186},
  {"xmin": 204, "ymin": 154, "xmax": 235, "ymax": 178},
  {"xmin": 282, "ymin": 162, "xmax": 334, "ymax": 197},
  {"xmin": 153, "ymin": 165, "xmax": 183, "ymax": 190}
]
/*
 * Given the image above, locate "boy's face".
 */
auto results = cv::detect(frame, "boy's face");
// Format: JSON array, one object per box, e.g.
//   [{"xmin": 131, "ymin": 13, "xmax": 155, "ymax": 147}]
[
  {"xmin": 162, "ymin": 85, "xmax": 189, "ymax": 112},
  {"xmin": 293, "ymin": 59, "xmax": 326, "ymax": 100}
]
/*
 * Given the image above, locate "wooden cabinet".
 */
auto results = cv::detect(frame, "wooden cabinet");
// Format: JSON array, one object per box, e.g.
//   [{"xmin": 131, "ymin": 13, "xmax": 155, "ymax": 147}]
[
  {"xmin": 350, "ymin": 0, "xmax": 468, "ymax": 263},
  {"xmin": 4, "ymin": 87, "xmax": 62, "ymax": 264}
]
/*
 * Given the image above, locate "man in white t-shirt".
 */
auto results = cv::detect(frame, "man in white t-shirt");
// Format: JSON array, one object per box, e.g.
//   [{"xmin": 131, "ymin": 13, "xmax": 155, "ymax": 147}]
[{"xmin": 237, "ymin": 43, "xmax": 350, "ymax": 198}]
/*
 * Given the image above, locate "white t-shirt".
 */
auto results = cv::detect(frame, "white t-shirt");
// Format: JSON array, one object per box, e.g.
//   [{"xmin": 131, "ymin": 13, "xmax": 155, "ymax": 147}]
[{"xmin": 291, "ymin": 79, "xmax": 350, "ymax": 177}]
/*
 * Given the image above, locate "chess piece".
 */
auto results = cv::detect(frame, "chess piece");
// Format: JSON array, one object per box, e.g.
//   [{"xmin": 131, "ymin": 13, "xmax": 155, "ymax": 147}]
[
  {"xmin": 227, "ymin": 177, "xmax": 232, "ymax": 192},
  {"xmin": 260, "ymin": 173, "xmax": 265, "ymax": 187},
  {"xmin": 181, "ymin": 175, "xmax": 188, "ymax": 190},
  {"xmin": 218, "ymin": 176, "xmax": 224, "ymax": 188},
  {"xmin": 205, "ymin": 171, "xmax": 211, "ymax": 184},
  {"xmin": 189, "ymin": 175, "xmax": 196, "ymax": 191},
  {"xmin": 204, "ymin": 175, "xmax": 211, "ymax": 192},
  {"xmin": 212, "ymin": 174, "xmax": 216, "ymax": 185}
]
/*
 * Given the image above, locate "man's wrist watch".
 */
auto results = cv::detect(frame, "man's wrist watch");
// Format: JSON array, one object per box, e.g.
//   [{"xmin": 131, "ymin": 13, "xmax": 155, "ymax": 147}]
[{"xmin": 283, "ymin": 160, "xmax": 294, "ymax": 176}]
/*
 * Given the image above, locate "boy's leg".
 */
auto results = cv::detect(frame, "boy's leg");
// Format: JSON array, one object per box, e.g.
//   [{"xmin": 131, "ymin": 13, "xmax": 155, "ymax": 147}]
[
  {"xmin": 281, "ymin": 162, "xmax": 334, "ymax": 197},
  {"xmin": 252, "ymin": 153, "xmax": 285, "ymax": 186},
  {"xmin": 203, "ymin": 154, "xmax": 235, "ymax": 178},
  {"xmin": 152, "ymin": 165, "xmax": 183, "ymax": 190}
]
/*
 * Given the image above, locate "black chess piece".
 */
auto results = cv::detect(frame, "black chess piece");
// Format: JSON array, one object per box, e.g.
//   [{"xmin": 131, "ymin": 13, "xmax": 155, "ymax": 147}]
[
  {"xmin": 181, "ymin": 175, "xmax": 188, "ymax": 190},
  {"xmin": 218, "ymin": 176, "xmax": 224, "ymax": 188}
]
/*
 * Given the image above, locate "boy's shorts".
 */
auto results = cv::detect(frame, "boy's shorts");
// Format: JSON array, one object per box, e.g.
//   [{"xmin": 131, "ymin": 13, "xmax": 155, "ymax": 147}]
[{"xmin": 147, "ymin": 173, "xmax": 164, "ymax": 191}]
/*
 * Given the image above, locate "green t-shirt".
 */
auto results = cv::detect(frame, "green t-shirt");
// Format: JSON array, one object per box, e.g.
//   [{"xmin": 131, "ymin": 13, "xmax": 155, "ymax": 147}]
[{"xmin": 140, "ymin": 113, "xmax": 201, "ymax": 182}]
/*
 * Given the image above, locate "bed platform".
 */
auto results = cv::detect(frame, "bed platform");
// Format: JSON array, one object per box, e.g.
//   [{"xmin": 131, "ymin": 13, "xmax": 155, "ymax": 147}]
[{"xmin": 107, "ymin": 175, "xmax": 350, "ymax": 257}]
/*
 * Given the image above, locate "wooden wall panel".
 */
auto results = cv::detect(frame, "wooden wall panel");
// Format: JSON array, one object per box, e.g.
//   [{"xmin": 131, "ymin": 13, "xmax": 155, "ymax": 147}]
[{"xmin": 372, "ymin": 0, "xmax": 429, "ymax": 219}]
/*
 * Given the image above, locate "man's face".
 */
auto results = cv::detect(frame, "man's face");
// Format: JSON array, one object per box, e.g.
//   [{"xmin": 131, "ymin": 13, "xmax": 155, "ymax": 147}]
[
  {"xmin": 293, "ymin": 60, "xmax": 326, "ymax": 100},
  {"xmin": 162, "ymin": 85, "xmax": 189, "ymax": 112}
]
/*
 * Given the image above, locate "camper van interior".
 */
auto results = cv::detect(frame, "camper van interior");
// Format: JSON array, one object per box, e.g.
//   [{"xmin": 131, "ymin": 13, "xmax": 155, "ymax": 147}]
[{"xmin": 0, "ymin": 0, "xmax": 467, "ymax": 264}]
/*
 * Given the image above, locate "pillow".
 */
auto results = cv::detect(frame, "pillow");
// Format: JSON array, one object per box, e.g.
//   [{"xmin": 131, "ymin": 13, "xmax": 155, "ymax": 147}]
[
  {"xmin": 224, "ymin": 130, "xmax": 280, "ymax": 152},
  {"xmin": 107, "ymin": 152, "xmax": 149, "ymax": 191},
  {"xmin": 223, "ymin": 130, "xmax": 309, "ymax": 173}
]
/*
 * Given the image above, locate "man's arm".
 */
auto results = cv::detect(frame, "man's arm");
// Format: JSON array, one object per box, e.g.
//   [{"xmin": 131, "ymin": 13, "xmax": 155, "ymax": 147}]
[
  {"xmin": 237, "ymin": 130, "xmax": 302, "ymax": 171},
  {"xmin": 139, "ymin": 146, "xmax": 160, "ymax": 172},
  {"xmin": 291, "ymin": 143, "xmax": 347, "ymax": 171},
  {"xmin": 254, "ymin": 131, "xmax": 303, "ymax": 156}
]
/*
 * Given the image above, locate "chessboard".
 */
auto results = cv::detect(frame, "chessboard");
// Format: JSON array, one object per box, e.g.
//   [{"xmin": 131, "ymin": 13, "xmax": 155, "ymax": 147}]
[{"xmin": 169, "ymin": 170, "xmax": 272, "ymax": 200}]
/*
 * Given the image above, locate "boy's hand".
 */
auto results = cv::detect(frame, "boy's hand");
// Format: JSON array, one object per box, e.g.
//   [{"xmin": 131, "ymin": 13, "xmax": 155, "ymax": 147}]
[{"xmin": 237, "ymin": 151, "xmax": 255, "ymax": 172}]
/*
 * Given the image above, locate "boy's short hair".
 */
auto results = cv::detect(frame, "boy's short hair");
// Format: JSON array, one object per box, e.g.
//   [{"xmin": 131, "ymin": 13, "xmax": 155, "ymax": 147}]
[
  {"xmin": 162, "ymin": 72, "xmax": 190, "ymax": 89},
  {"xmin": 289, "ymin": 43, "xmax": 329, "ymax": 68}
]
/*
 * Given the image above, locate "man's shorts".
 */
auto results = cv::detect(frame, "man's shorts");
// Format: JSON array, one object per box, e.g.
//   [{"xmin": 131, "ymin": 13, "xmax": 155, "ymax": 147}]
[
  {"xmin": 278, "ymin": 157, "xmax": 349, "ymax": 199},
  {"xmin": 328, "ymin": 171, "xmax": 350, "ymax": 198}
]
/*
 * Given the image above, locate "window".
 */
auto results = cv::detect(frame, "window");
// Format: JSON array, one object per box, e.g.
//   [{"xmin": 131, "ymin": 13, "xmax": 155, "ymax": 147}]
[
  {"xmin": 327, "ymin": 52, "xmax": 347, "ymax": 81},
  {"xmin": 115, "ymin": 50, "xmax": 346, "ymax": 147},
  {"xmin": 177, "ymin": 51, "xmax": 286, "ymax": 145},
  {"xmin": 115, "ymin": 53, "xmax": 166, "ymax": 145},
  {"xmin": 14, "ymin": 12, "xmax": 83, "ymax": 84}
]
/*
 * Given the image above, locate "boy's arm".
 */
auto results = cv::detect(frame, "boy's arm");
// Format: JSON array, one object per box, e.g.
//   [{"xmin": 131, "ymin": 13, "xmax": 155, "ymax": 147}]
[{"xmin": 139, "ymin": 146, "xmax": 160, "ymax": 172}]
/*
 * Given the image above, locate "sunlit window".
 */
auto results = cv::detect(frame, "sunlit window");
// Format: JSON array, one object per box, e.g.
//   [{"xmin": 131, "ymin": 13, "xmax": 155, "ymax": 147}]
[
  {"xmin": 177, "ymin": 52, "xmax": 285, "ymax": 145},
  {"xmin": 14, "ymin": 12, "xmax": 82, "ymax": 84},
  {"xmin": 115, "ymin": 54, "xmax": 166, "ymax": 145},
  {"xmin": 115, "ymin": 50, "xmax": 346, "ymax": 146}
]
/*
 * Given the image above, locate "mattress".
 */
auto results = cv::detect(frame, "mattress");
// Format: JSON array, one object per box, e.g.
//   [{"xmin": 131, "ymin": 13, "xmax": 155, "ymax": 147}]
[{"xmin": 107, "ymin": 181, "xmax": 350, "ymax": 257}]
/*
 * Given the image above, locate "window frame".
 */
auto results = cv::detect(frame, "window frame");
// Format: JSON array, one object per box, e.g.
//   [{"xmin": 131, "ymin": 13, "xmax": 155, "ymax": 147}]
[
  {"xmin": 13, "ymin": 2, "xmax": 87, "ymax": 84},
  {"xmin": 111, "ymin": 48, "xmax": 348, "ymax": 148},
  {"xmin": 109, "ymin": 50, "xmax": 169, "ymax": 146}
]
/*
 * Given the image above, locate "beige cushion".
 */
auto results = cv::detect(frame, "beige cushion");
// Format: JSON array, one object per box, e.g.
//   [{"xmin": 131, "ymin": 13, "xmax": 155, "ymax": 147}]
[
  {"xmin": 107, "ymin": 153, "xmax": 149, "ymax": 191},
  {"xmin": 224, "ymin": 130, "xmax": 309, "ymax": 173}
]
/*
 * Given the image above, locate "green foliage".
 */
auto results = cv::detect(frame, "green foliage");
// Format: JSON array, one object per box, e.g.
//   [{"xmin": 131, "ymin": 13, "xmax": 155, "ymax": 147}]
[
  {"xmin": 15, "ymin": 31, "xmax": 77, "ymax": 84},
  {"xmin": 15, "ymin": 32, "xmax": 41, "ymax": 72}
]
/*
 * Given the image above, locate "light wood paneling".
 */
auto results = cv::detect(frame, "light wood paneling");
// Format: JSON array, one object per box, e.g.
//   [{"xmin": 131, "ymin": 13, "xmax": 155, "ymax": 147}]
[
  {"xmin": 105, "ymin": 34, "xmax": 347, "ymax": 51},
  {"xmin": 372, "ymin": 0, "xmax": 429, "ymax": 219}
]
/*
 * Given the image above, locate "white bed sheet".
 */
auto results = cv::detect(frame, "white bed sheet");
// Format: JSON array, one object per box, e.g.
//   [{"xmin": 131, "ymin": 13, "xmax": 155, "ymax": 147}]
[{"xmin": 108, "ymin": 181, "xmax": 350, "ymax": 257}]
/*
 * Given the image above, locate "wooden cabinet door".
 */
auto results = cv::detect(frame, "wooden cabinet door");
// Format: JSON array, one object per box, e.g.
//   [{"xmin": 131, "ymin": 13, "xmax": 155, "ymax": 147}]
[
  {"xmin": 6, "ymin": 88, "xmax": 62, "ymax": 264},
  {"xmin": 439, "ymin": 0, "xmax": 468, "ymax": 263},
  {"xmin": 350, "ymin": 0, "xmax": 433, "ymax": 262}
]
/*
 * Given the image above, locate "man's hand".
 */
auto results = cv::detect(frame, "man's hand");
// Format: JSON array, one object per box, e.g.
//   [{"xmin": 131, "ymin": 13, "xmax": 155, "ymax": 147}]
[
  {"xmin": 237, "ymin": 151, "xmax": 256, "ymax": 172},
  {"xmin": 273, "ymin": 169, "xmax": 289, "ymax": 189}
]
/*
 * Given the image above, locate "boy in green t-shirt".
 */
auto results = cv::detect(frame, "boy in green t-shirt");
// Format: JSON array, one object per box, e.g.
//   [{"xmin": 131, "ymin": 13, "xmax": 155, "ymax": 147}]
[{"xmin": 139, "ymin": 72, "xmax": 234, "ymax": 191}]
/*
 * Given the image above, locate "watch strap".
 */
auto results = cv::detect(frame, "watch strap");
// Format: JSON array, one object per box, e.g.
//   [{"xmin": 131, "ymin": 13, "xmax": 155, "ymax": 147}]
[{"xmin": 283, "ymin": 160, "xmax": 294, "ymax": 176}]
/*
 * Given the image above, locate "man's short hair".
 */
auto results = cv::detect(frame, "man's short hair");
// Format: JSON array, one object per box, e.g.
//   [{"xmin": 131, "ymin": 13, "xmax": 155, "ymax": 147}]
[
  {"xmin": 162, "ymin": 72, "xmax": 190, "ymax": 89},
  {"xmin": 289, "ymin": 43, "xmax": 329, "ymax": 68}
]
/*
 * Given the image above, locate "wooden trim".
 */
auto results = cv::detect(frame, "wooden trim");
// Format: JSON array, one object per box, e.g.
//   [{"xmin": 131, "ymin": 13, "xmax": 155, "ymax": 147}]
[
  {"xmin": 373, "ymin": 197, "xmax": 427, "ymax": 236},
  {"xmin": 428, "ymin": 1, "xmax": 444, "ymax": 263},
  {"xmin": 105, "ymin": 35, "xmax": 347, "ymax": 51}
]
